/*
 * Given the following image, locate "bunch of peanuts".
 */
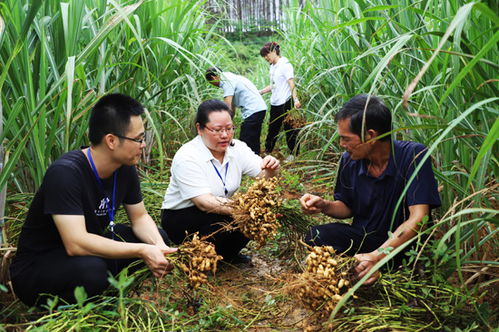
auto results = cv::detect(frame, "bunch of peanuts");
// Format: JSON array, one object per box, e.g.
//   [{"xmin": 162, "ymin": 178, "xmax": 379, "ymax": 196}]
[
  {"xmin": 295, "ymin": 246, "xmax": 356, "ymax": 314},
  {"xmin": 177, "ymin": 233, "xmax": 223, "ymax": 289},
  {"xmin": 230, "ymin": 177, "xmax": 282, "ymax": 248}
]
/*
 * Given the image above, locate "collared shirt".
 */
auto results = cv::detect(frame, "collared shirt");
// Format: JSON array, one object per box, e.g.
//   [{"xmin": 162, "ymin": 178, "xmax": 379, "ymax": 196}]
[
  {"xmin": 334, "ymin": 140, "xmax": 441, "ymax": 236},
  {"xmin": 162, "ymin": 136, "xmax": 263, "ymax": 210},
  {"xmin": 269, "ymin": 56, "xmax": 294, "ymax": 106},
  {"xmin": 220, "ymin": 72, "xmax": 267, "ymax": 119}
]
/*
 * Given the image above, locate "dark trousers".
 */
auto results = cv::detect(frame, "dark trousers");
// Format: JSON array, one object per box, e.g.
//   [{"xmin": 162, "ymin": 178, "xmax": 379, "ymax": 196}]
[
  {"xmin": 10, "ymin": 224, "xmax": 169, "ymax": 307},
  {"xmin": 305, "ymin": 223, "xmax": 408, "ymax": 268},
  {"xmin": 265, "ymin": 99, "xmax": 300, "ymax": 155},
  {"xmin": 161, "ymin": 206, "xmax": 249, "ymax": 260},
  {"xmin": 239, "ymin": 110, "xmax": 266, "ymax": 155}
]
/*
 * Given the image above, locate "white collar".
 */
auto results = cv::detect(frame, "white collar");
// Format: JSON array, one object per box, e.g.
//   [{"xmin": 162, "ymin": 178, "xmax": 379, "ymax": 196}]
[{"xmin": 194, "ymin": 135, "xmax": 234, "ymax": 165}]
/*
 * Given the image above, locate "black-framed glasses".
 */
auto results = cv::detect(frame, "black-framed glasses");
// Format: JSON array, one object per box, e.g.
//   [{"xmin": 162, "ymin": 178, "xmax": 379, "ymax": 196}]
[
  {"xmin": 114, "ymin": 133, "xmax": 146, "ymax": 144},
  {"xmin": 204, "ymin": 126, "xmax": 236, "ymax": 136}
]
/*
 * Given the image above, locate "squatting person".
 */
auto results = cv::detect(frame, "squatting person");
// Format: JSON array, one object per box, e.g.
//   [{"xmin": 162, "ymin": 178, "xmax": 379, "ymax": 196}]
[
  {"xmin": 161, "ymin": 99, "xmax": 279, "ymax": 263},
  {"xmin": 10, "ymin": 94, "xmax": 176, "ymax": 306},
  {"xmin": 300, "ymin": 94, "xmax": 441, "ymax": 284}
]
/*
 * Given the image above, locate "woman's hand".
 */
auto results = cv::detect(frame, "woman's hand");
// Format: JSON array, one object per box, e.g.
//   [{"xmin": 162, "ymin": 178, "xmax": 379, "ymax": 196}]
[
  {"xmin": 294, "ymin": 97, "xmax": 302, "ymax": 109},
  {"xmin": 259, "ymin": 155, "xmax": 280, "ymax": 178},
  {"xmin": 261, "ymin": 155, "xmax": 280, "ymax": 171}
]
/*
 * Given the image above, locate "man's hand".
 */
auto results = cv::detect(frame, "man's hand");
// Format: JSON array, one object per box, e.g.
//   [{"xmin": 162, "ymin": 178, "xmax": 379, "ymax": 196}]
[
  {"xmin": 354, "ymin": 252, "xmax": 381, "ymax": 285},
  {"xmin": 141, "ymin": 245, "xmax": 177, "ymax": 278},
  {"xmin": 261, "ymin": 155, "xmax": 280, "ymax": 171},
  {"xmin": 299, "ymin": 193, "xmax": 326, "ymax": 215}
]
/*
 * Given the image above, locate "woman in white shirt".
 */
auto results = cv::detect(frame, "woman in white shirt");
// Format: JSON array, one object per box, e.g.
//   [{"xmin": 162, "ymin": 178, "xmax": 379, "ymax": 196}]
[
  {"xmin": 259, "ymin": 42, "xmax": 302, "ymax": 160},
  {"xmin": 161, "ymin": 99, "xmax": 279, "ymax": 263}
]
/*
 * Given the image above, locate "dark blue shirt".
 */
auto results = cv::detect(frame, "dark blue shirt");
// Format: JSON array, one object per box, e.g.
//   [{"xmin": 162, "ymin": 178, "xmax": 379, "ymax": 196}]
[{"xmin": 334, "ymin": 140, "xmax": 441, "ymax": 236}]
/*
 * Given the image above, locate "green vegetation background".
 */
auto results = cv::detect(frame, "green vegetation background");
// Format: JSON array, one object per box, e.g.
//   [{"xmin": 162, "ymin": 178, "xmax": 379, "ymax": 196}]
[{"xmin": 0, "ymin": 0, "xmax": 497, "ymax": 330}]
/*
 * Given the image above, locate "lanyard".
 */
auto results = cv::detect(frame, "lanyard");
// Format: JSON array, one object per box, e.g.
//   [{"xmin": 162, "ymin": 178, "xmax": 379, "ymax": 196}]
[
  {"xmin": 87, "ymin": 148, "xmax": 117, "ymax": 236},
  {"xmin": 210, "ymin": 160, "xmax": 229, "ymax": 196}
]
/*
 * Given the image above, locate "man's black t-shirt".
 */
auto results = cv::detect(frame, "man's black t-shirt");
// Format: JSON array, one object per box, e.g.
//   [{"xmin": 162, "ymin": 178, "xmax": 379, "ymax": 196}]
[{"xmin": 10, "ymin": 150, "xmax": 142, "ymax": 278}]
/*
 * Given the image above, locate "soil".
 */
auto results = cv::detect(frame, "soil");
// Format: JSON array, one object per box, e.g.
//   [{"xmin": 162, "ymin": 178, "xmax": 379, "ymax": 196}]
[{"xmin": 191, "ymin": 248, "xmax": 317, "ymax": 331}]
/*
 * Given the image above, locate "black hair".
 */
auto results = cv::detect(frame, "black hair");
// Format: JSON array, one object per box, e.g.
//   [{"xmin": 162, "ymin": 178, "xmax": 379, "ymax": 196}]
[
  {"xmin": 196, "ymin": 99, "xmax": 232, "ymax": 128},
  {"xmin": 260, "ymin": 42, "xmax": 280, "ymax": 57},
  {"xmin": 89, "ymin": 93, "xmax": 144, "ymax": 145},
  {"xmin": 335, "ymin": 94, "xmax": 392, "ymax": 141},
  {"xmin": 205, "ymin": 66, "xmax": 222, "ymax": 81}
]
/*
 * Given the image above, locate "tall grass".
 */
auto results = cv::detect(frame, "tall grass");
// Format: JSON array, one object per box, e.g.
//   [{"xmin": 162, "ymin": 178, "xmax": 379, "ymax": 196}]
[
  {"xmin": 0, "ymin": 0, "xmax": 496, "ymax": 327},
  {"xmin": 0, "ymin": 0, "xmax": 215, "ymax": 193},
  {"xmin": 277, "ymin": 0, "xmax": 498, "ymax": 320}
]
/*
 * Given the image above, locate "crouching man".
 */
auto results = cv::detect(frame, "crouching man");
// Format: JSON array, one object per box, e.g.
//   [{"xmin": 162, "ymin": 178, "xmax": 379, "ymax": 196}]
[
  {"xmin": 10, "ymin": 93, "xmax": 176, "ymax": 306},
  {"xmin": 300, "ymin": 94, "xmax": 440, "ymax": 284}
]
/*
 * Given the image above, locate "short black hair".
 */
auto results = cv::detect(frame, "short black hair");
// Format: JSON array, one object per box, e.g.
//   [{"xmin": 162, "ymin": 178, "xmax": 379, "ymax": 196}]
[
  {"xmin": 89, "ymin": 93, "xmax": 144, "ymax": 145},
  {"xmin": 196, "ymin": 99, "xmax": 232, "ymax": 128},
  {"xmin": 335, "ymin": 94, "xmax": 392, "ymax": 141},
  {"xmin": 260, "ymin": 42, "xmax": 280, "ymax": 57},
  {"xmin": 205, "ymin": 66, "xmax": 222, "ymax": 81}
]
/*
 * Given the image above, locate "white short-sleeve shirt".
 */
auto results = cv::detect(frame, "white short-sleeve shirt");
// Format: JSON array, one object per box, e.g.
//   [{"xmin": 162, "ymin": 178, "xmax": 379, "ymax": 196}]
[
  {"xmin": 269, "ymin": 57, "xmax": 294, "ymax": 106},
  {"xmin": 220, "ymin": 72, "xmax": 267, "ymax": 119},
  {"xmin": 162, "ymin": 136, "xmax": 263, "ymax": 210}
]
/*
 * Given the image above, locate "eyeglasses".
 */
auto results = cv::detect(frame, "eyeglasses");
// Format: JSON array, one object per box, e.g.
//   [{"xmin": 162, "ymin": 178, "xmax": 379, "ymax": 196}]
[
  {"xmin": 204, "ymin": 126, "xmax": 236, "ymax": 136},
  {"xmin": 114, "ymin": 133, "xmax": 146, "ymax": 144}
]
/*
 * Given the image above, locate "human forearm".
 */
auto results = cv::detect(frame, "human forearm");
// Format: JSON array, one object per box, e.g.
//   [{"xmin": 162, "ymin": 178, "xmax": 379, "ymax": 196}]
[
  {"xmin": 370, "ymin": 205, "xmax": 429, "ymax": 260},
  {"xmin": 191, "ymin": 193, "xmax": 232, "ymax": 215},
  {"xmin": 287, "ymin": 78, "xmax": 301, "ymax": 108},
  {"xmin": 54, "ymin": 213, "xmax": 176, "ymax": 278},
  {"xmin": 53, "ymin": 216, "xmax": 153, "ymax": 259},
  {"xmin": 354, "ymin": 204, "xmax": 430, "ymax": 284},
  {"xmin": 223, "ymin": 96, "xmax": 235, "ymax": 116},
  {"xmin": 320, "ymin": 200, "xmax": 352, "ymax": 218},
  {"xmin": 131, "ymin": 214, "xmax": 168, "ymax": 248},
  {"xmin": 73, "ymin": 234, "xmax": 175, "ymax": 278},
  {"xmin": 259, "ymin": 86, "xmax": 271, "ymax": 95},
  {"xmin": 73, "ymin": 233, "xmax": 151, "ymax": 258},
  {"xmin": 126, "ymin": 202, "xmax": 169, "ymax": 248}
]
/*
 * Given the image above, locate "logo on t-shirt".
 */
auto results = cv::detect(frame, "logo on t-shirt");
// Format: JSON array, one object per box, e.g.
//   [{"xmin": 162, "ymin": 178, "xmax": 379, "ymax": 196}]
[{"xmin": 95, "ymin": 197, "xmax": 110, "ymax": 216}]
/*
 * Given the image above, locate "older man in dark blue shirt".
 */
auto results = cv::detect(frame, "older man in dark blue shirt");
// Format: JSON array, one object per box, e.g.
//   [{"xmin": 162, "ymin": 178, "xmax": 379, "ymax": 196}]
[{"xmin": 300, "ymin": 94, "xmax": 440, "ymax": 284}]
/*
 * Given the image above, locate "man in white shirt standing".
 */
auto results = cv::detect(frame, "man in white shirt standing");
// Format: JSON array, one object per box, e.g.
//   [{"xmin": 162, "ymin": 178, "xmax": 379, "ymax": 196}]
[{"xmin": 206, "ymin": 67, "xmax": 267, "ymax": 155}]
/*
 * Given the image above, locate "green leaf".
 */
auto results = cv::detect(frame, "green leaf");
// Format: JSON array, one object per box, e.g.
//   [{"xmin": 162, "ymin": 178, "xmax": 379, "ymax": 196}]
[
  {"xmin": 438, "ymin": 30, "xmax": 499, "ymax": 105},
  {"xmin": 74, "ymin": 286, "xmax": 88, "ymax": 308},
  {"xmin": 466, "ymin": 118, "xmax": 499, "ymax": 189}
]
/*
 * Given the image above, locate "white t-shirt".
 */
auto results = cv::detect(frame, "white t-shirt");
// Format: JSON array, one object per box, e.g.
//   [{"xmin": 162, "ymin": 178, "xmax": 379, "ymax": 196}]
[
  {"xmin": 162, "ymin": 136, "xmax": 263, "ymax": 210},
  {"xmin": 269, "ymin": 57, "xmax": 294, "ymax": 106},
  {"xmin": 220, "ymin": 72, "xmax": 267, "ymax": 119}
]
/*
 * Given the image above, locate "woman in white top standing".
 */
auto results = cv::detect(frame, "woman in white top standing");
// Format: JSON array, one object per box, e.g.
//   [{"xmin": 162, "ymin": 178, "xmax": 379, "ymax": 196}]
[
  {"xmin": 161, "ymin": 99, "xmax": 280, "ymax": 263},
  {"xmin": 259, "ymin": 42, "xmax": 302, "ymax": 161}
]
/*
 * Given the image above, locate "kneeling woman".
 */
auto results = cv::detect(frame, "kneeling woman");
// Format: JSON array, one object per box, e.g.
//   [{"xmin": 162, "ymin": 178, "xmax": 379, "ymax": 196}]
[{"xmin": 161, "ymin": 99, "xmax": 279, "ymax": 262}]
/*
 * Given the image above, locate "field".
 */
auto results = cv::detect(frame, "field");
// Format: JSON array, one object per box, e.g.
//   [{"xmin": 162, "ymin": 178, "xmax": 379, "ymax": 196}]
[{"xmin": 0, "ymin": 0, "xmax": 497, "ymax": 330}]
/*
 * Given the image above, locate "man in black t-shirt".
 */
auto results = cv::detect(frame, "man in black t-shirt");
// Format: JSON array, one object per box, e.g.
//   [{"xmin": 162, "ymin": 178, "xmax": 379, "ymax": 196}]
[{"xmin": 10, "ymin": 94, "xmax": 177, "ymax": 307}]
